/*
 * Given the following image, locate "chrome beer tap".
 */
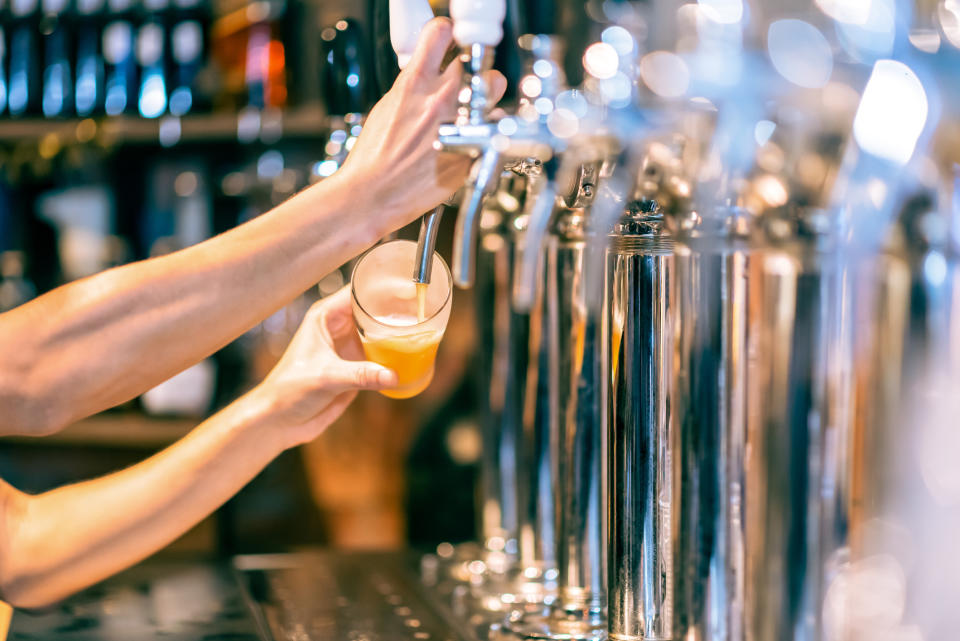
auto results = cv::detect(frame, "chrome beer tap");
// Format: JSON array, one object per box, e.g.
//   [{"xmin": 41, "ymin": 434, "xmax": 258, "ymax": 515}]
[
  {"xmin": 388, "ymin": 0, "xmax": 457, "ymax": 287},
  {"xmin": 435, "ymin": 0, "xmax": 507, "ymax": 289},
  {"xmin": 385, "ymin": 0, "xmax": 455, "ymax": 286},
  {"xmin": 603, "ymin": 128, "xmax": 706, "ymax": 641},
  {"xmin": 391, "ymin": 0, "xmax": 516, "ymax": 593}
]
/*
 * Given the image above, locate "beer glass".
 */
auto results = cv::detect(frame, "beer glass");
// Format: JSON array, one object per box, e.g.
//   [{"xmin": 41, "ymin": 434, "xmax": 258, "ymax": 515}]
[{"xmin": 351, "ymin": 239, "xmax": 453, "ymax": 399}]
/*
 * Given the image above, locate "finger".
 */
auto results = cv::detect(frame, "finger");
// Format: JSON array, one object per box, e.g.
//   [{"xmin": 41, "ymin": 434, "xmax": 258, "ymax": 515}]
[
  {"xmin": 316, "ymin": 286, "xmax": 354, "ymax": 333},
  {"xmin": 325, "ymin": 361, "xmax": 398, "ymax": 391},
  {"xmin": 332, "ymin": 325, "xmax": 365, "ymax": 361},
  {"xmin": 319, "ymin": 284, "xmax": 352, "ymax": 311},
  {"xmin": 405, "ymin": 17, "xmax": 454, "ymax": 79},
  {"xmin": 484, "ymin": 70, "xmax": 508, "ymax": 105},
  {"xmin": 437, "ymin": 62, "xmax": 463, "ymax": 121}
]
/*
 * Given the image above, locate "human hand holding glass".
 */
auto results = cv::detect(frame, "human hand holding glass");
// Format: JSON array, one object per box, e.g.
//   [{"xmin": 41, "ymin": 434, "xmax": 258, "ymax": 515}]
[{"xmin": 351, "ymin": 240, "xmax": 453, "ymax": 399}]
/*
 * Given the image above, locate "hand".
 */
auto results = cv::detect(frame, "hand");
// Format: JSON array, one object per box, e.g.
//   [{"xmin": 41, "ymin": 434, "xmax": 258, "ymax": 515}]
[
  {"xmin": 250, "ymin": 287, "xmax": 398, "ymax": 449},
  {"xmin": 337, "ymin": 17, "xmax": 508, "ymax": 234}
]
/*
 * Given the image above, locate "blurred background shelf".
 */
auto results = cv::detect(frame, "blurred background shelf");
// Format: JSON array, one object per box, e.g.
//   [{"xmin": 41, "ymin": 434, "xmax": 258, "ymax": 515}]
[
  {"xmin": 0, "ymin": 105, "xmax": 329, "ymax": 146},
  {"xmin": 2, "ymin": 412, "xmax": 197, "ymax": 448}
]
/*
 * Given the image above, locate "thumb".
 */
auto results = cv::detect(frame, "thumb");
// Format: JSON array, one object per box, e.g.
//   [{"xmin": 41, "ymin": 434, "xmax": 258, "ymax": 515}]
[
  {"xmin": 405, "ymin": 17, "xmax": 454, "ymax": 79},
  {"xmin": 325, "ymin": 360, "xmax": 398, "ymax": 392},
  {"xmin": 484, "ymin": 70, "xmax": 508, "ymax": 105}
]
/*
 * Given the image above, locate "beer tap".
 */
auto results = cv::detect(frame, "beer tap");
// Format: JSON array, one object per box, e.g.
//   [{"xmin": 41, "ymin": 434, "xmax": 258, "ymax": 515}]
[
  {"xmin": 393, "ymin": 0, "xmax": 527, "ymax": 603},
  {"xmin": 385, "ymin": 0, "xmax": 452, "ymax": 286},
  {"xmin": 496, "ymin": 17, "xmax": 672, "ymax": 641},
  {"xmin": 403, "ymin": 0, "xmax": 506, "ymax": 290}
]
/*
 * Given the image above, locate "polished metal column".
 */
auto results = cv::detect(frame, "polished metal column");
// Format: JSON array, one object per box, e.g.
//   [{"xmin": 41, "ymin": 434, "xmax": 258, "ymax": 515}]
[
  {"xmin": 744, "ymin": 242, "xmax": 822, "ymax": 641},
  {"xmin": 503, "ymin": 205, "xmax": 607, "ymax": 640},
  {"xmin": 475, "ymin": 200, "xmax": 521, "ymax": 557},
  {"xmin": 485, "ymin": 197, "xmax": 557, "ymax": 613},
  {"xmin": 669, "ymin": 215, "xmax": 750, "ymax": 641},
  {"xmin": 515, "ymin": 217, "xmax": 558, "ymax": 592},
  {"xmin": 551, "ymin": 208, "xmax": 606, "ymax": 637},
  {"xmin": 742, "ymin": 214, "xmax": 857, "ymax": 641},
  {"xmin": 607, "ymin": 205, "xmax": 675, "ymax": 641}
]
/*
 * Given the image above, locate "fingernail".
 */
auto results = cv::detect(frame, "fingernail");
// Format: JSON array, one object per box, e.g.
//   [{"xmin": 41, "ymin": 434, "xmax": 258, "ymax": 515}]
[{"xmin": 378, "ymin": 368, "xmax": 398, "ymax": 387}]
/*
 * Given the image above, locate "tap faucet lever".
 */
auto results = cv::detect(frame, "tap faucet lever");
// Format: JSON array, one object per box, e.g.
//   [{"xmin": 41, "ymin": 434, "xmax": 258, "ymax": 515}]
[
  {"xmin": 449, "ymin": 0, "xmax": 506, "ymax": 124},
  {"xmin": 434, "ymin": 0, "xmax": 507, "ymax": 288},
  {"xmin": 389, "ymin": 0, "xmax": 435, "ymax": 69}
]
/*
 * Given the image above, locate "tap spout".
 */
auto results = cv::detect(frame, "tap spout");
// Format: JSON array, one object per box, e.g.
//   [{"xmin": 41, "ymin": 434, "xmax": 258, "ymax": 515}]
[
  {"xmin": 452, "ymin": 147, "xmax": 502, "ymax": 288},
  {"xmin": 413, "ymin": 204, "xmax": 445, "ymax": 284}
]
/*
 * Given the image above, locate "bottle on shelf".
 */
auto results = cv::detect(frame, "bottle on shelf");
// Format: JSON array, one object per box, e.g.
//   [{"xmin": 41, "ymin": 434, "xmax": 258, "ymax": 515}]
[
  {"xmin": 40, "ymin": 0, "xmax": 74, "ymax": 118},
  {"xmin": 0, "ymin": 0, "xmax": 9, "ymax": 115},
  {"xmin": 75, "ymin": 0, "xmax": 106, "ymax": 116},
  {"xmin": 102, "ymin": 0, "xmax": 138, "ymax": 115},
  {"xmin": 167, "ymin": 0, "xmax": 206, "ymax": 116},
  {"xmin": 244, "ymin": 16, "xmax": 286, "ymax": 110},
  {"xmin": 0, "ymin": 251, "xmax": 37, "ymax": 312},
  {"xmin": 136, "ymin": 0, "xmax": 169, "ymax": 118},
  {"xmin": 8, "ymin": 0, "xmax": 42, "ymax": 117}
]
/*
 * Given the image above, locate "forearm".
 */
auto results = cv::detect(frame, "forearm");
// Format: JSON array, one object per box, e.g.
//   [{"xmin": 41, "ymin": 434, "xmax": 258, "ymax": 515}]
[
  {"xmin": 0, "ymin": 172, "xmax": 388, "ymax": 433},
  {"xmin": 0, "ymin": 390, "xmax": 283, "ymax": 608}
]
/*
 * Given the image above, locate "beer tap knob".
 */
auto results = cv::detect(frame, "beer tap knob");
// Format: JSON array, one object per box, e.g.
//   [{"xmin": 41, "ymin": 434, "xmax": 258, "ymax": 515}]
[
  {"xmin": 450, "ymin": 0, "xmax": 506, "ymax": 124},
  {"xmin": 435, "ymin": 0, "xmax": 507, "ymax": 289},
  {"xmin": 390, "ymin": 0, "xmax": 434, "ymax": 70}
]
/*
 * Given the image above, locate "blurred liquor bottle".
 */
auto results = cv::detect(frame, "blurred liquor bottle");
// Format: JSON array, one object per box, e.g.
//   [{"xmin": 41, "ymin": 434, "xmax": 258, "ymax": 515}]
[
  {"xmin": 210, "ymin": 0, "xmax": 286, "ymax": 110},
  {"xmin": 0, "ymin": 0, "xmax": 8, "ymax": 115},
  {"xmin": 0, "ymin": 179, "xmax": 38, "ymax": 312},
  {"xmin": 40, "ymin": 0, "xmax": 73, "ymax": 117},
  {"xmin": 103, "ymin": 0, "xmax": 138, "ymax": 115},
  {"xmin": 9, "ymin": 0, "xmax": 42, "ymax": 116},
  {"xmin": 0, "ymin": 251, "xmax": 37, "ymax": 311},
  {"xmin": 75, "ymin": 0, "xmax": 106, "ymax": 116},
  {"xmin": 167, "ymin": 0, "xmax": 209, "ymax": 115},
  {"xmin": 136, "ymin": 0, "xmax": 169, "ymax": 117}
]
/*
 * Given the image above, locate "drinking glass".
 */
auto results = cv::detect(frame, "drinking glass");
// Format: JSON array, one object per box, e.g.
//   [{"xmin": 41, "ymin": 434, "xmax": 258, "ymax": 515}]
[{"xmin": 351, "ymin": 239, "xmax": 453, "ymax": 399}]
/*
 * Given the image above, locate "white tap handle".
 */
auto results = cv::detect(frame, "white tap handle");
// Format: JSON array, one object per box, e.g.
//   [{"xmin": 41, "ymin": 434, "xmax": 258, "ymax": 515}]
[
  {"xmin": 450, "ymin": 0, "xmax": 506, "ymax": 48},
  {"xmin": 390, "ymin": 0, "xmax": 435, "ymax": 69}
]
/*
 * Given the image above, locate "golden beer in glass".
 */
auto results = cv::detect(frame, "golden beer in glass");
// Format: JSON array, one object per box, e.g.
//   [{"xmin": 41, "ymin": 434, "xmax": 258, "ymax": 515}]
[{"xmin": 350, "ymin": 240, "xmax": 453, "ymax": 399}]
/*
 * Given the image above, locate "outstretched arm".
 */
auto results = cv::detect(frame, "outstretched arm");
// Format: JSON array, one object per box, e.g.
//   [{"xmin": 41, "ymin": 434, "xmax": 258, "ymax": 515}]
[
  {"xmin": 0, "ymin": 288, "xmax": 393, "ymax": 609},
  {"xmin": 0, "ymin": 17, "xmax": 505, "ymax": 437}
]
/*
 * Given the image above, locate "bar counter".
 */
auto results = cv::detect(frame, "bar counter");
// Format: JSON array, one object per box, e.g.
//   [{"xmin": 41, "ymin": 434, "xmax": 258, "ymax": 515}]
[{"xmin": 8, "ymin": 550, "xmax": 476, "ymax": 641}]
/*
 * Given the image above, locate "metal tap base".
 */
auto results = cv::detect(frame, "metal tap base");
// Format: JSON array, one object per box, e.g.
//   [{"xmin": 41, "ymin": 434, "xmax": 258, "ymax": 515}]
[
  {"xmin": 234, "ymin": 550, "xmax": 483, "ymax": 641},
  {"xmin": 449, "ymin": 563, "xmax": 558, "ymax": 615},
  {"xmin": 495, "ymin": 606, "xmax": 606, "ymax": 641}
]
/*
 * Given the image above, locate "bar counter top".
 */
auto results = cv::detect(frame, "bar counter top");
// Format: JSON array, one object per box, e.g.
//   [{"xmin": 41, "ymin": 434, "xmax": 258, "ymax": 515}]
[
  {"xmin": 8, "ymin": 558, "xmax": 259, "ymax": 641},
  {"xmin": 7, "ymin": 550, "xmax": 478, "ymax": 641}
]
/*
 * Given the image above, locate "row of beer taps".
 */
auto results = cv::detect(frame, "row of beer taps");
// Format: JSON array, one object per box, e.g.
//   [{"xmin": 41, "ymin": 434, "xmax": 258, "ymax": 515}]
[{"xmin": 389, "ymin": 0, "xmax": 960, "ymax": 639}]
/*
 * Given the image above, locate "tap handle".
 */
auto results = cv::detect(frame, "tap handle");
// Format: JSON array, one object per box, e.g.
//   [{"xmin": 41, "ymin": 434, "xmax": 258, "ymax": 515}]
[
  {"xmin": 390, "ymin": 0, "xmax": 435, "ymax": 69},
  {"xmin": 450, "ymin": 0, "xmax": 507, "ymax": 48},
  {"xmin": 321, "ymin": 18, "xmax": 372, "ymax": 117}
]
